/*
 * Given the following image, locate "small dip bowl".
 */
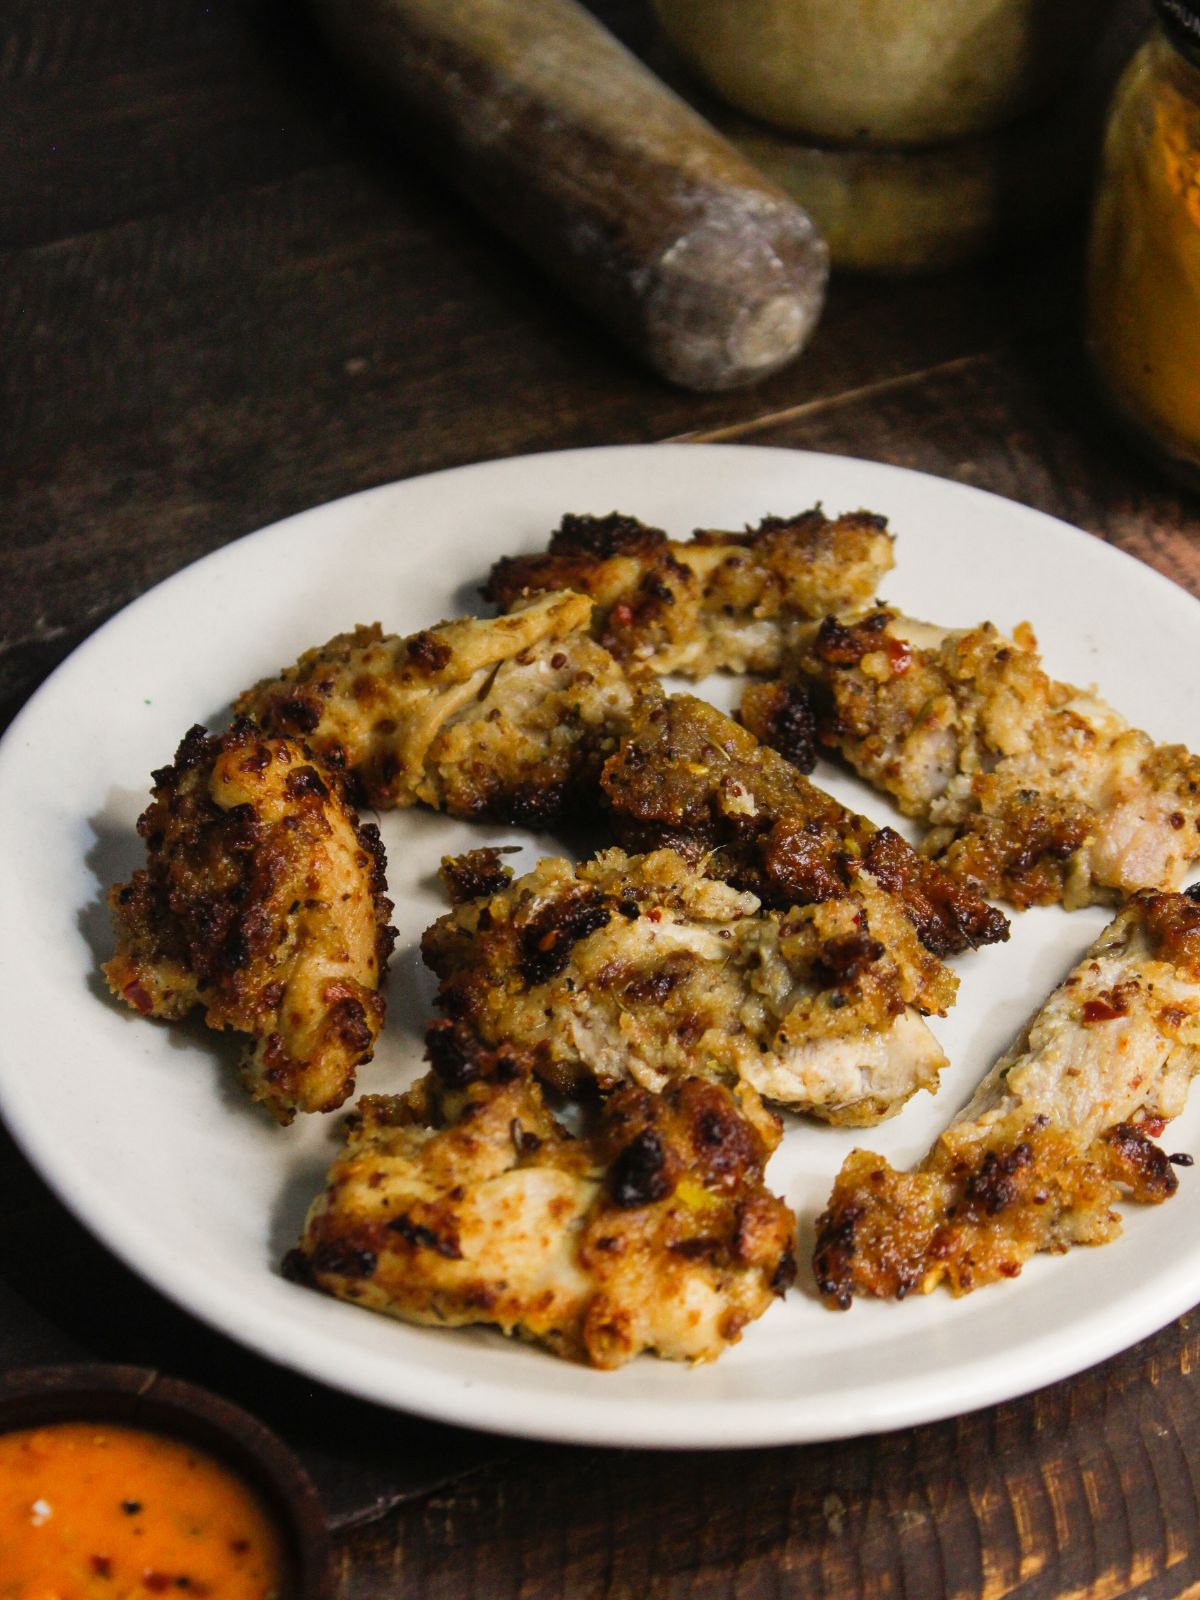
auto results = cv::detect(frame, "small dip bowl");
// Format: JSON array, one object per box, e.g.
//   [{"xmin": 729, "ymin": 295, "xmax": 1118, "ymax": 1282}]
[{"xmin": 0, "ymin": 1364, "xmax": 334, "ymax": 1598}]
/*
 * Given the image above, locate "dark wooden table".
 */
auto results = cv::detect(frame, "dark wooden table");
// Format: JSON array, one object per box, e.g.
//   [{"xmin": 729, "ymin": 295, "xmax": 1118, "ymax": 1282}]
[{"xmin": 8, "ymin": 2, "xmax": 1200, "ymax": 1594}]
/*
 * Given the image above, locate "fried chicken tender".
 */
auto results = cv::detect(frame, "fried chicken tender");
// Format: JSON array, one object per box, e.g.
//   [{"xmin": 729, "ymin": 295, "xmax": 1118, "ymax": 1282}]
[
  {"xmin": 483, "ymin": 508, "xmax": 895, "ymax": 677},
  {"xmin": 104, "ymin": 722, "xmax": 394, "ymax": 1124},
  {"xmin": 602, "ymin": 693, "xmax": 1008, "ymax": 963},
  {"xmin": 814, "ymin": 889, "xmax": 1200, "ymax": 1307},
  {"xmin": 423, "ymin": 846, "xmax": 949, "ymax": 1126},
  {"xmin": 235, "ymin": 591, "xmax": 642, "ymax": 826},
  {"xmin": 283, "ymin": 1032, "xmax": 796, "ymax": 1368},
  {"xmin": 775, "ymin": 608, "xmax": 1200, "ymax": 909}
]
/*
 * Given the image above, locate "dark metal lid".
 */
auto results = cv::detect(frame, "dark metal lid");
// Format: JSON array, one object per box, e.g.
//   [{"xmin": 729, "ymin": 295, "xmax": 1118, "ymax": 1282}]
[{"xmin": 1157, "ymin": 0, "xmax": 1200, "ymax": 52}]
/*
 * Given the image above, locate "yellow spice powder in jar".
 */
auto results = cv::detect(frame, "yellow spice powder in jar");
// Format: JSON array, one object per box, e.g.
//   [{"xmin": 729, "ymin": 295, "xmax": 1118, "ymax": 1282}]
[{"xmin": 1087, "ymin": 2, "xmax": 1200, "ymax": 486}]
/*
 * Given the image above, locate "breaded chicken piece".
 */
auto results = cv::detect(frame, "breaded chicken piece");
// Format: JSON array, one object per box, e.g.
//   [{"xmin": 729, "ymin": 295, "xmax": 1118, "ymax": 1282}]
[
  {"xmin": 773, "ymin": 608, "xmax": 1200, "ymax": 909},
  {"xmin": 423, "ymin": 846, "xmax": 949, "ymax": 1127},
  {"xmin": 283, "ymin": 1032, "xmax": 796, "ymax": 1368},
  {"xmin": 235, "ymin": 591, "xmax": 643, "ymax": 826},
  {"xmin": 602, "ymin": 693, "xmax": 1008, "ymax": 962},
  {"xmin": 483, "ymin": 508, "xmax": 895, "ymax": 678},
  {"xmin": 814, "ymin": 889, "xmax": 1200, "ymax": 1307},
  {"xmin": 105, "ymin": 722, "xmax": 395, "ymax": 1124}
]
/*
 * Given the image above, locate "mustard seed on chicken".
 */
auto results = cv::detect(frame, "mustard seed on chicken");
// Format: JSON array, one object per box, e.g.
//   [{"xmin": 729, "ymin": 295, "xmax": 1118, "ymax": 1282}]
[
  {"xmin": 104, "ymin": 721, "xmax": 394, "ymax": 1123},
  {"xmin": 483, "ymin": 507, "xmax": 895, "ymax": 677},
  {"xmin": 284, "ymin": 1031, "xmax": 796, "ymax": 1368}
]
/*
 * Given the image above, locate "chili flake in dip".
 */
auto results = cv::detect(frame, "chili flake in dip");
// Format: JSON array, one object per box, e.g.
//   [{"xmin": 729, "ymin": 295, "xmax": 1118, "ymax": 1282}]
[{"xmin": 0, "ymin": 1421, "xmax": 284, "ymax": 1598}]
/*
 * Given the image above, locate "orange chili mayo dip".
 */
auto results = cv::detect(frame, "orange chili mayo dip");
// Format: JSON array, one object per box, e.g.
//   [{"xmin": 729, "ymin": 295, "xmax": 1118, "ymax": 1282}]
[{"xmin": 0, "ymin": 1421, "xmax": 285, "ymax": 1599}]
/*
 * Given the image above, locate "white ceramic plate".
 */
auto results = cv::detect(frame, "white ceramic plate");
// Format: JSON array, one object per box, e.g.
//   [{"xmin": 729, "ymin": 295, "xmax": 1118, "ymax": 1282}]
[{"xmin": 2, "ymin": 444, "xmax": 1199, "ymax": 1449}]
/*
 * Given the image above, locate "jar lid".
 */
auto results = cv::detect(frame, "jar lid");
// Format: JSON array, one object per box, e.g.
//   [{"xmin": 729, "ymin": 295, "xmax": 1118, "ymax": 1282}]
[{"xmin": 1157, "ymin": 0, "xmax": 1200, "ymax": 50}]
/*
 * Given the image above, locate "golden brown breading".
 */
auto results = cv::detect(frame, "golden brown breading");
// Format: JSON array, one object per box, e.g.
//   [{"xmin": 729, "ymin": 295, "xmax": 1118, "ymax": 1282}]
[
  {"xmin": 601, "ymin": 693, "xmax": 1008, "ymax": 963},
  {"xmin": 438, "ymin": 846, "xmax": 518, "ymax": 905},
  {"xmin": 105, "ymin": 721, "xmax": 395, "ymax": 1124},
  {"xmin": 778, "ymin": 608, "xmax": 1200, "ymax": 909},
  {"xmin": 235, "ymin": 591, "xmax": 644, "ymax": 826},
  {"xmin": 423, "ymin": 846, "xmax": 949, "ymax": 1127},
  {"xmin": 483, "ymin": 508, "xmax": 895, "ymax": 677},
  {"xmin": 738, "ymin": 677, "xmax": 819, "ymax": 773},
  {"xmin": 813, "ymin": 889, "xmax": 1200, "ymax": 1307},
  {"xmin": 283, "ymin": 1034, "xmax": 796, "ymax": 1368}
]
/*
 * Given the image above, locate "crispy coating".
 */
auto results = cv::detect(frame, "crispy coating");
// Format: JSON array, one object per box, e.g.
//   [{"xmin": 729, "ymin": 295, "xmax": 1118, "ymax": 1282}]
[
  {"xmin": 104, "ymin": 722, "xmax": 395, "ymax": 1123},
  {"xmin": 783, "ymin": 608, "xmax": 1200, "ymax": 909},
  {"xmin": 423, "ymin": 846, "xmax": 949, "ymax": 1127},
  {"xmin": 483, "ymin": 508, "xmax": 895, "ymax": 677},
  {"xmin": 739, "ymin": 677, "xmax": 819, "ymax": 773},
  {"xmin": 283, "ymin": 1037, "xmax": 796, "ymax": 1368},
  {"xmin": 814, "ymin": 890, "xmax": 1200, "ymax": 1306},
  {"xmin": 438, "ymin": 846, "xmax": 518, "ymax": 905},
  {"xmin": 235, "ymin": 591, "xmax": 642, "ymax": 826},
  {"xmin": 601, "ymin": 693, "xmax": 1008, "ymax": 965}
]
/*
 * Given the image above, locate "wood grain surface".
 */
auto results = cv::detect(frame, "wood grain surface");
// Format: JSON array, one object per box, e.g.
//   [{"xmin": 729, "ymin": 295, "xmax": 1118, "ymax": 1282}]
[{"xmin": 7, "ymin": 0, "xmax": 1200, "ymax": 1595}]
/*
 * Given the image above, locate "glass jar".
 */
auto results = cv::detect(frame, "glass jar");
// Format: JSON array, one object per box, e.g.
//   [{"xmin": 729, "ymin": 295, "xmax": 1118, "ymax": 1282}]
[{"xmin": 1087, "ymin": 1, "xmax": 1200, "ymax": 487}]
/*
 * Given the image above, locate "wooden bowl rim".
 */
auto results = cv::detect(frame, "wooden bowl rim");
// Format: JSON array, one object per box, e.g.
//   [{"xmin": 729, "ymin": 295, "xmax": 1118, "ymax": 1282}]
[{"xmin": 0, "ymin": 1363, "xmax": 334, "ymax": 1598}]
